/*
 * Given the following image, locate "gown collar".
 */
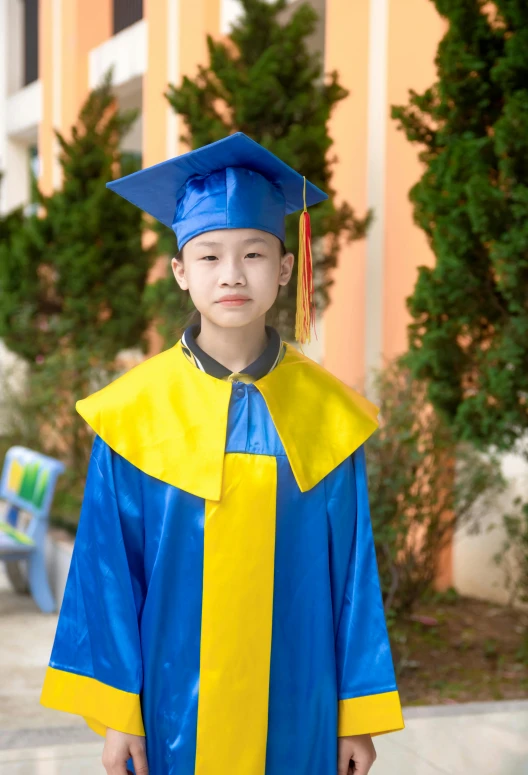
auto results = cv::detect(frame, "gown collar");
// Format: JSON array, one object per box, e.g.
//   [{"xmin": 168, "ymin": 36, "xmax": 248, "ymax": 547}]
[
  {"xmin": 76, "ymin": 340, "xmax": 379, "ymax": 500},
  {"xmin": 181, "ymin": 324, "xmax": 284, "ymax": 382}
]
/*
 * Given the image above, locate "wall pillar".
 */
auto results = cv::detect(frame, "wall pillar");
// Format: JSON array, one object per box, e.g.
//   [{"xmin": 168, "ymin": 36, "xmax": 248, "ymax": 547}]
[
  {"xmin": 37, "ymin": 0, "xmax": 51, "ymax": 195},
  {"xmin": 61, "ymin": 0, "xmax": 112, "ymax": 140},
  {"xmin": 323, "ymin": 0, "xmax": 370, "ymax": 391},
  {"xmin": 0, "ymin": 0, "xmax": 8, "ymax": 213}
]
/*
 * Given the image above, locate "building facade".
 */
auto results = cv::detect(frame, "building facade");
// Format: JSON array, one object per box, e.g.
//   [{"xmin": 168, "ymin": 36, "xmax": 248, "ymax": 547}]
[
  {"xmin": 0, "ymin": 0, "xmax": 522, "ymax": 604},
  {"xmin": 1, "ymin": 0, "xmax": 446, "ymax": 388}
]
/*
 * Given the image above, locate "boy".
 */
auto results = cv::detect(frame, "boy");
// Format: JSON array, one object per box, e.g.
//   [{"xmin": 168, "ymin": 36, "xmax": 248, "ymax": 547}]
[{"xmin": 40, "ymin": 133, "xmax": 404, "ymax": 774}]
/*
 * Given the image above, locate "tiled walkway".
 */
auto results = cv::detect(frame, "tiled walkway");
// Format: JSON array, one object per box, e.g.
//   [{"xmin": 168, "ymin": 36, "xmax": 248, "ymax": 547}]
[{"xmin": 1, "ymin": 567, "xmax": 527, "ymax": 774}]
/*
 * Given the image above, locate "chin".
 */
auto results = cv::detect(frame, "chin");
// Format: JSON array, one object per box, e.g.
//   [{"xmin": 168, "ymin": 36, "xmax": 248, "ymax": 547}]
[{"xmin": 208, "ymin": 311, "xmax": 262, "ymax": 329}]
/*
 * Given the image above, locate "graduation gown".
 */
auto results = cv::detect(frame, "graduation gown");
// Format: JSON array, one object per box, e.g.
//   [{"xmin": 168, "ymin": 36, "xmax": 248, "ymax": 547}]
[{"xmin": 40, "ymin": 339, "xmax": 404, "ymax": 775}]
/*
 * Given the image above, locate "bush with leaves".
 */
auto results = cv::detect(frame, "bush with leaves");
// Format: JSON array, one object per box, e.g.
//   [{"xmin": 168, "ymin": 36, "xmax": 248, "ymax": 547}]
[
  {"xmin": 0, "ymin": 353, "xmax": 111, "ymax": 533},
  {"xmin": 0, "ymin": 174, "xmax": 24, "ymax": 245},
  {"xmin": 493, "ymin": 503, "xmax": 528, "ymax": 607},
  {"xmin": 367, "ymin": 358, "xmax": 504, "ymax": 617},
  {"xmin": 145, "ymin": 0, "xmax": 371, "ymax": 346},
  {"xmin": 493, "ymin": 499, "xmax": 528, "ymax": 662}
]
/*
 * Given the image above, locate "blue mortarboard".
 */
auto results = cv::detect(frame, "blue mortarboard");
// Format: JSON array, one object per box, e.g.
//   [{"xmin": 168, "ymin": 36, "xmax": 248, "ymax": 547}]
[{"xmin": 107, "ymin": 132, "xmax": 328, "ymax": 343}]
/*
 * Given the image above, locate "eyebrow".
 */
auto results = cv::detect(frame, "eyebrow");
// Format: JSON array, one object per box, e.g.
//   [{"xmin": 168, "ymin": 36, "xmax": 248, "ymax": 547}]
[
  {"xmin": 241, "ymin": 237, "xmax": 269, "ymax": 245},
  {"xmin": 192, "ymin": 237, "xmax": 270, "ymax": 249},
  {"xmin": 192, "ymin": 240, "xmax": 222, "ymax": 248}
]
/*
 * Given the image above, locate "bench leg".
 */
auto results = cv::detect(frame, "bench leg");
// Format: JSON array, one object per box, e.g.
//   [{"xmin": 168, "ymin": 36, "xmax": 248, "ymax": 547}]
[
  {"xmin": 5, "ymin": 561, "xmax": 29, "ymax": 594},
  {"xmin": 27, "ymin": 550, "xmax": 56, "ymax": 613}
]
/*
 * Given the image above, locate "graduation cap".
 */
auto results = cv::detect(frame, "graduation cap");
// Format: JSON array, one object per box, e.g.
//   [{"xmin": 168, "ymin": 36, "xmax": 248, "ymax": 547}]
[{"xmin": 107, "ymin": 132, "xmax": 328, "ymax": 344}]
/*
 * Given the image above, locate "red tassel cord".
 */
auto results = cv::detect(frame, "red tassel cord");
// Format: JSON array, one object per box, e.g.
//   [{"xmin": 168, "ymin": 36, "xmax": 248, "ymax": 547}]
[{"xmin": 295, "ymin": 178, "xmax": 317, "ymax": 345}]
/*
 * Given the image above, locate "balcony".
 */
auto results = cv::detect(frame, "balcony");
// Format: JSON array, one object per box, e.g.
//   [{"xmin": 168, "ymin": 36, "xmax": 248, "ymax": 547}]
[{"xmin": 6, "ymin": 80, "xmax": 42, "ymax": 139}]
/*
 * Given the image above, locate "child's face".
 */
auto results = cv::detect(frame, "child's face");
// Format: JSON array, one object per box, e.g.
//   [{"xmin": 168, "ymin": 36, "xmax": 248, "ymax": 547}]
[{"xmin": 171, "ymin": 228, "xmax": 294, "ymax": 329}]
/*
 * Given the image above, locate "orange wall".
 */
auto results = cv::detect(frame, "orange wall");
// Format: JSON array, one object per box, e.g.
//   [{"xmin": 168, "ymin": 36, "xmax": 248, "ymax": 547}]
[
  {"xmin": 324, "ymin": 0, "xmax": 445, "ymax": 388},
  {"xmin": 61, "ymin": 0, "xmax": 112, "ymax": 138},
  {"xmin": 143, "ymin": 0, "xmax": 169, "ymax": 167},
  {"xmin": 38, "ymin": 0, "xmax": 54, "ymax": 195},
  {"xmin": 39, "ymin": 0, "xmax": 112, "ymax": 194},
  {"xmin": 178, "ymin": 0, "xmax": 220, "ymax": 153},
  {"xmin": 383, "ymin": 2, "xmax": 445, "ymax": 362},
  {"xmin": 323, "ymin": 0, "xmax": 370, "ymax": 391},
  {"xmin": 143, "ymin": 0, "xmax": 221, "ymax": 165}
]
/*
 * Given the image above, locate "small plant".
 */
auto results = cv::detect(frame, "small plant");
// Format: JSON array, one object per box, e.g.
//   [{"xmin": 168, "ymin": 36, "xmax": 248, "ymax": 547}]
[
  {"xmin": 367, "ymin": 357, "xmax": 504, "ymax": 614},
  {"xmin": 493, "ymin": 499, "xmax": 528, "ymax": 608},
  {"xmin": 483, "ymin": 638, "xmax": 499, "ymax": 661},
  {"xmin": 422, "ymin": 586, "xmax": 461, "ymax": 606},
  {"xmin": 493, "ymin": 498, "xmax": 528, "ymax": 663}
]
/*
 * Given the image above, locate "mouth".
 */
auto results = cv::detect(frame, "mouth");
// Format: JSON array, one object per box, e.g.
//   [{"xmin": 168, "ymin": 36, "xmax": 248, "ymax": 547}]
[{"xmin": 216, "ymin": 297, "xmax": 251, "ymax": 306}]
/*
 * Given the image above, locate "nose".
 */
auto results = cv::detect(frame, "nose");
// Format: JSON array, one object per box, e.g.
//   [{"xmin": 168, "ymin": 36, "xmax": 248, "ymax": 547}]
[{"xmin": 219, "ymin": 255, "xmax": 246, "ymax": 286}]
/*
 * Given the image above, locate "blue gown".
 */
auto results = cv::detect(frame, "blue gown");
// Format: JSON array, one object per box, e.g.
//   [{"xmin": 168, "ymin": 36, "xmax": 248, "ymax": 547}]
[{"xmin": 40, "ymin": 340, "xmax": 404, "ymax": 775}]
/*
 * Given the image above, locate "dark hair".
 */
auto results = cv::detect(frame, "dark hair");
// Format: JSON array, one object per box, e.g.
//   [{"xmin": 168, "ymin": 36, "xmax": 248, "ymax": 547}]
[
  {"xmin": 177, "ymin": 238, "xmax": 289, "ymax": 329},
  {"xmin": 184, "ymin": 308, "xmax": 201, "ymax": 328}
]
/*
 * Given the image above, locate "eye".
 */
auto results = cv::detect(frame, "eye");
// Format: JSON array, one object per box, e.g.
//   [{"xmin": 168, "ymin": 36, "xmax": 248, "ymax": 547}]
[
  {"xmin": 246, "ymin": 252, "xmax": 262, "ymax": 259},
  {"xmin": 201, "ymin": 255, "xmax": 218, "ymax": 261}
]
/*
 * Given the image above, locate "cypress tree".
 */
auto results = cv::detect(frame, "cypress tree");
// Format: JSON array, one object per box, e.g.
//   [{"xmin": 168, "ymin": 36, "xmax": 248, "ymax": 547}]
[
  {"xmin": 0, "ymin": 74, "xmax": 155, "ymax": 468},
  {"xmin": 392, "ymin": 0, "xmax": 528, "ymax": 452}
]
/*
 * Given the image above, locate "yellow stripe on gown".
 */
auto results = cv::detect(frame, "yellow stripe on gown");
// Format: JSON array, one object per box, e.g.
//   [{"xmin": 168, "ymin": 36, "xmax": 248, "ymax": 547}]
[{"xmin": 195, "ymin": 453, "xmax": 277, "ymax": 775}]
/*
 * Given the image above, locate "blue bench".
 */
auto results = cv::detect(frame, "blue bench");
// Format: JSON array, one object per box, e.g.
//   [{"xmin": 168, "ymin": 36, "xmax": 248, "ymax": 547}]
[{"xmin": 0, "ymin": 446, "xmax": 65, "ymax": 613}]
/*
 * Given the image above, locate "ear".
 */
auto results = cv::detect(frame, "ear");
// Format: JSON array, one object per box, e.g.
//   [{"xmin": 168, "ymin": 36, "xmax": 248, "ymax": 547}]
[
  {"xmin": 278, "ymin": 252, "xmax": 295, "ymax": 287},
  {"xmin": 171, "ymin": 256, "xmax": 189, "ymax": 291}
]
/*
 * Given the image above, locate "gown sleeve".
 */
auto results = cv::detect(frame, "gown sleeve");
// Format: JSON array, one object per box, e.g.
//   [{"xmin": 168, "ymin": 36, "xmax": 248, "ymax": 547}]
[
  {"xmin": 326, "ymin": 443, "xmax": 405, "ymax": 738},
  {"xmin": 40, "ymin": 434, "xmax": 146, "ymax": 737}
]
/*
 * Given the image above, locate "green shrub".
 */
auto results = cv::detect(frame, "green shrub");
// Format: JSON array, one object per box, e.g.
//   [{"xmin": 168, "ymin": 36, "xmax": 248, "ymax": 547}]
[{"xmin": 367, "ymin": 357, "xmax": 504, "ymax": 614}]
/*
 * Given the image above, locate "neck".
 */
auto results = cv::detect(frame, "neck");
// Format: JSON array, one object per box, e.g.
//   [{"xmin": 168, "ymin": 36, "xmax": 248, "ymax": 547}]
[{"xmin": 195, "ymin": 316, "xmax": 269, "ymax": 374}]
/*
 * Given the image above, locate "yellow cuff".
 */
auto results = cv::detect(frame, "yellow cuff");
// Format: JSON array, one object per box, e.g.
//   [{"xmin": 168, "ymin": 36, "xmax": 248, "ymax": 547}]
[
  {"xmin": 84, "ymin": 716, "xmax": 108, "ymax": 738},
  {"xmin": 40, "ymin": 666, "xmax": 145, "ymax": 737},
  {"xmin": 338, "ymin": 690, "xmax": 404, "ymax": 737}
]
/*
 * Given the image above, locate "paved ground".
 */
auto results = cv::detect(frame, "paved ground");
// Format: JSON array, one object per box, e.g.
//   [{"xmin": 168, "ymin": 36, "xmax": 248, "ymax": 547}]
[{"xmin": 1, "ymin": 566, "xmax": 527, "ymax": 774}]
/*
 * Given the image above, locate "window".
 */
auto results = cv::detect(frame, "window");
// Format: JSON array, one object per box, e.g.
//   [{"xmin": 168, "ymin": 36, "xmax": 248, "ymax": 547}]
[
  {"xmin": 113, "ymin": 0, "xmax": 143, "ymax": 35},
  {"xmin": 23, "ymin": 0, "xmax": 39, "ymax": 86}
]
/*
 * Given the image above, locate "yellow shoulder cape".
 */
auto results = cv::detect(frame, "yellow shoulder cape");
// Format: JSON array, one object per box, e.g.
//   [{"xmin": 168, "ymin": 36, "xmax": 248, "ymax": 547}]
[{"xmin": 76, "ymin": 340, "xmax": 379, "ymax": 500}]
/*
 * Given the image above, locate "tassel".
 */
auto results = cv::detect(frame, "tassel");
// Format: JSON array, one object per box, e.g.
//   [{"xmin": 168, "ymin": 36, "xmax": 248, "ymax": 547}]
[{"xmin": 295, "ymin": 176, "xmax": 317, "ymax": 345}]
